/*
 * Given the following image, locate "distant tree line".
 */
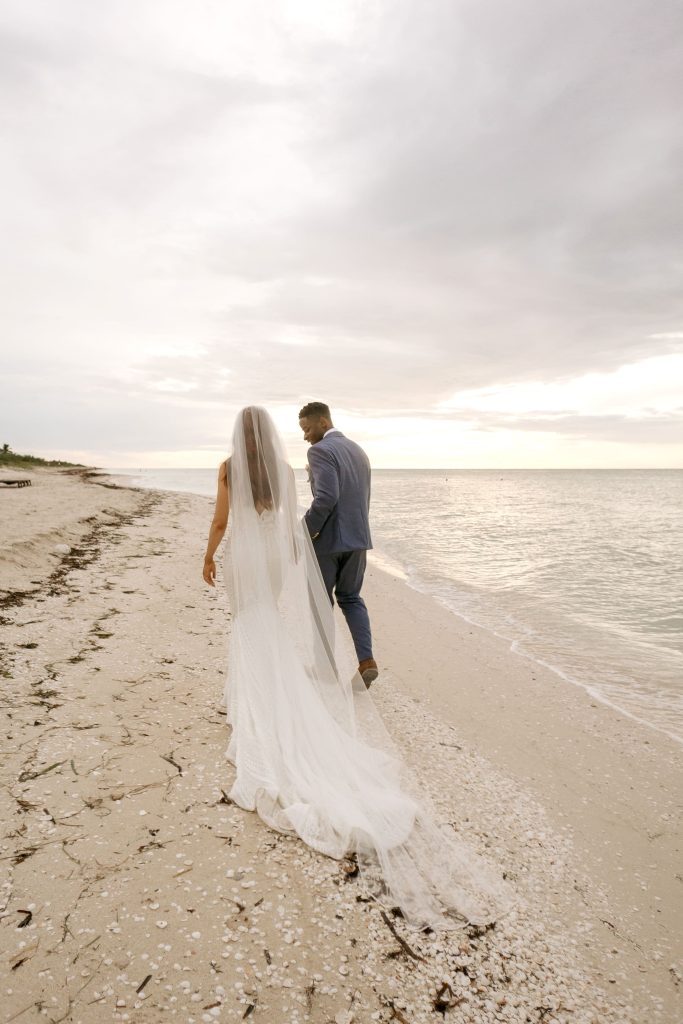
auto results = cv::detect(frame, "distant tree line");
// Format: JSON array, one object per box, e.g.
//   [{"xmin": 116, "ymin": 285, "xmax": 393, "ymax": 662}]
[{"xmin": 0, "ymin": 444, "xmax": 85, "ymax": 468}]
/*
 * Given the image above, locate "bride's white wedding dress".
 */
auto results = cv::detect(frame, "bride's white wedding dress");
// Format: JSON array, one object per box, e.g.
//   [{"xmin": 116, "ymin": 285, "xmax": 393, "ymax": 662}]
[{"xmin": 221, "ymin": 408, "xmax": 510, "ymax": 932}]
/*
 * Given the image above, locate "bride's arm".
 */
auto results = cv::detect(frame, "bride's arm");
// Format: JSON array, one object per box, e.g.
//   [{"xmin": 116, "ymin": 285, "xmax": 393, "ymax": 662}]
[{"xmin": 203, "ymin": 461, "xmax": 230, "ymax": 587}]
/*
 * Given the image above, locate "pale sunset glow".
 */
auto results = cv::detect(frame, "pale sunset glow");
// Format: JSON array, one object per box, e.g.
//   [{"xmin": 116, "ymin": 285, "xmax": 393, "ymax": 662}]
[{"xmin": 2, "ymin": 0, "xmax": 681, "ymax": 468}]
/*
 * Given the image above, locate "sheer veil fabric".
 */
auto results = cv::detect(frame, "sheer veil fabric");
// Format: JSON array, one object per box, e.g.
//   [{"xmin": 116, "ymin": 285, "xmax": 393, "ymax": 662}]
[{"xmin": 222, "ymin": 406, "xmax": 511, "ymax": 931}]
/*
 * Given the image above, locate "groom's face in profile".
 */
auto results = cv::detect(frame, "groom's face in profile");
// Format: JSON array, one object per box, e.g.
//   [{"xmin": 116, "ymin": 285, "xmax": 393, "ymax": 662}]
[{"xmin": 299, "ymin": 415, "xmax": 329, "ymax": 445}]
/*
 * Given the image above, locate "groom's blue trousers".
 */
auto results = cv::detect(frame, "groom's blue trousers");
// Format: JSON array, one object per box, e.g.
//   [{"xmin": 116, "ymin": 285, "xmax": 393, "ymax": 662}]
[{"xmin": 316, "ymin": 549, "xmax": 373, "ymax": 663}]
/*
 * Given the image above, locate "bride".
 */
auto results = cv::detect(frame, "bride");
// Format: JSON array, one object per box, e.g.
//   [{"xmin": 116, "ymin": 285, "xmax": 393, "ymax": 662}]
[{"xmin": 202, "ymin": 405, "xmax": 509, "ymax": 931}]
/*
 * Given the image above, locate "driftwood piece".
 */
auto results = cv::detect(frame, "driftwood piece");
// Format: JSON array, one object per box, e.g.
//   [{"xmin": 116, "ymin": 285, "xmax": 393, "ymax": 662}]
[
  {"xmin": 18, "ymin": 760, "xmax": 67, "ymax": 783},
  {"xmin": 160, "ymin": 751, "xmax": 183, "ymax": 775},
  {"xmin": 379, "ymin": 910, "xmax": 426, "ymax": 962}
]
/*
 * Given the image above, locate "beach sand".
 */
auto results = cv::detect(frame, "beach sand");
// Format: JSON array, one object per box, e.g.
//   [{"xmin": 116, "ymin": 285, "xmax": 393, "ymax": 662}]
[{"xmin": 1, "ymin": 468, "xmax": 680, "ymax": 1023}]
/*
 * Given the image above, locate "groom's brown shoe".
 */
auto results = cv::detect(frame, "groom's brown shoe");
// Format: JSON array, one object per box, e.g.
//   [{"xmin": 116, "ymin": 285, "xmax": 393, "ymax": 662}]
[{"xmin": 358, "ymin": 658, "xmax": 378, "ymax": 688}]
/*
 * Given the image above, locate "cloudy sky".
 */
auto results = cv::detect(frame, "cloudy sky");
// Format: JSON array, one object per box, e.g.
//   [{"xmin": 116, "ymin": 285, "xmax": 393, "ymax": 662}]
[{"xmin": 2, "ymin": 0, "xmax": 682, "ymax": 468}]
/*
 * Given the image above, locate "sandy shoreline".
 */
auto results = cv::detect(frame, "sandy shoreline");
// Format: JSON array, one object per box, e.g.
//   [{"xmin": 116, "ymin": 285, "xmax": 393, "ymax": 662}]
[
  {"xmin": 364, "ymin": 568, "xmax": 683, "ymax": 1018},
  {"xmin": 0, "ymin": 468, "xmax": 680, "ymax": 1023}
]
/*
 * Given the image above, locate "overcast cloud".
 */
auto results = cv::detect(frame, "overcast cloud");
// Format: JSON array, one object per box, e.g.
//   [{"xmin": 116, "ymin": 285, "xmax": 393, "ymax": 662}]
[{"xmin": 1, "ymin": 0, "xmax": 682, "ymax": 466}]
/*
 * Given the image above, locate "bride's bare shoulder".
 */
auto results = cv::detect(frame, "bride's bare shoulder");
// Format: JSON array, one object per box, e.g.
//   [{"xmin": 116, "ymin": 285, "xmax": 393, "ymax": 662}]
[{"xmin": 219, "ymin": 457, "xmax": 231, "ymax": 484}]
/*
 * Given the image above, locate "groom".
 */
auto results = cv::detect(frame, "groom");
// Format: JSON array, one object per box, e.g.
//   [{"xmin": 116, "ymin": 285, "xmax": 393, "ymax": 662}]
[{"xmin": 299, "ymin": 401, "xmax": 379, "ymax": 688}]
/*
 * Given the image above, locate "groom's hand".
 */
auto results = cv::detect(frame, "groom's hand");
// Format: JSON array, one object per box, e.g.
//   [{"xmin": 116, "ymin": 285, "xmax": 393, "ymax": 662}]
[{"xmin": 203, "ymin": 557, "xmax": 216, "ymax": 587}]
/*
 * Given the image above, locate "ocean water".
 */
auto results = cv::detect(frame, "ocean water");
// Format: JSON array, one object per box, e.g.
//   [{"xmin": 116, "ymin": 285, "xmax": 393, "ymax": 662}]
[{"xmin": 104, "ymin": 466, "xmax": 683, "ymax": 744}]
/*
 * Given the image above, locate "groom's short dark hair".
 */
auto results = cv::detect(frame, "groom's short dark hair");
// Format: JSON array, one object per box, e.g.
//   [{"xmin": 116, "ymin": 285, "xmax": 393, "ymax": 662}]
[{"xmin": 299, "ymin": 401, "xmax": 331, "ymax": 420}]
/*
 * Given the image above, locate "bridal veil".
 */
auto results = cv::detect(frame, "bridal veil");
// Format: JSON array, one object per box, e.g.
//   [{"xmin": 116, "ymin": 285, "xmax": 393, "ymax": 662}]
[{"xmin": 222, "ymin": 406, "xmax": 510, "ymax": 932}]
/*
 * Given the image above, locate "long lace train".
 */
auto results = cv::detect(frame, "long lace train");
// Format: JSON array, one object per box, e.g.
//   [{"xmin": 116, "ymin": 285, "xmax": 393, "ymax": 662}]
[{"xmin": 222, "ymin": 511, "xmax": 510, "ymax": 931}]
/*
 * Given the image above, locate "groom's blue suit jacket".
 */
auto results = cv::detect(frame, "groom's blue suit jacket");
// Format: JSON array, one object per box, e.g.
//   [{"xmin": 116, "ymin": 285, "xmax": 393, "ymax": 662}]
[{"xmin": 304, "ymin": 431, "xmax": 372, "ymax": 554}]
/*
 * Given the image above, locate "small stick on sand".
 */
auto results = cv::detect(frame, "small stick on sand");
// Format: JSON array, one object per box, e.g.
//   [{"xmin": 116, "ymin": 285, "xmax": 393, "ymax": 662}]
[
  {"xmin": 385, "ymin": 999, "xmax": 411, "ymax": 1023},
  {"xmin": 379, "ymin": 910, "xmax": 426, "ymax": 962},
  {"xmin": 18, "ymin": 760, "xmax": 66, "ymax": 782},
  {"xmin": 160, "ymin": 752, "xmax": 183, "ymax": 775}
]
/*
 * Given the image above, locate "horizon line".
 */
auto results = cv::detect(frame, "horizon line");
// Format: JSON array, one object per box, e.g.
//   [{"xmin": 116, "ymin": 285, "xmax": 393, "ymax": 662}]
[{"xmin": 94, "ymin": 464, "xmax": 683, "ymax": 472}]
